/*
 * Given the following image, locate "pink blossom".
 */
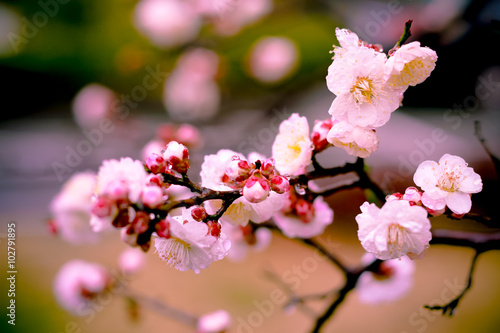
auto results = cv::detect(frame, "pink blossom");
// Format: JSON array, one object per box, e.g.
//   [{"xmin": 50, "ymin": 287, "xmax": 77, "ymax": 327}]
[
  {"xmin": 356, "ymin": 253, "xmax": 415, "ymax": 304},
  {"xmin": 118, "ymin": 247, "xmax": 146, "ymax": 275},
  {"xmin": 356, "ymin": 200, "xmax": 431, "ymax": 260},
  {"xmin": 141, "ymin": 185, "xmax": 165, "ymax": 208},
  {"xmin": 274, "ymin": 196, "xmax": 333, "ymax": 238},
  {"xmin": 247, "ymin": 36, "xmax": 299, "ymax": 83},
  {"xmin": 71, "ymin": 83, "xmax": 115, "ymax": 128},
  {"xmin": 133, "ymin": 0, "xmax": 201, "ymax": 48},
  {"xmin": 53, "ymin": 260, "xmax": 110, "ymax": 315},
  {"xmin": 413, "ymin": 154, "xmax": 482, "ymax": 215},
  {"xmin": 197, "ymin": 309, "xmax": 232, "ymax": 333},
  {"xmin": 212, "ymin": 0, "xmax": 273, "ymax": 36},
  {"xmin": 96, "ymin": 157, "xmax": 148, "ymax": 203},
  {"xmin": 50, "ymin": 172, "xmax": 98, "ymax": 244}
]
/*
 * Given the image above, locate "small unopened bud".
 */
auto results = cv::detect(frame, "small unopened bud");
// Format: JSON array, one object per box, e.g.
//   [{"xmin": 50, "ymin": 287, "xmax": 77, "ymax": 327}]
[
  {"xmin": 270, "ymin": 175, "xmax": 290, "ymax": 194},
  {"xmin": 112, "ymin": 209, "xmax": 132, "ymax": 228},
  {"xmin": 91, "ymin": 195, "xmax": 115, "ymax": 218},
  {"xmin": 146, "ymin": 174, "xmax": 166, "ymax": 187},
  {"xmin": 403, "ymin": 187, "xmax": 422, "ymax": 205},
  {"xmin": 155, "ymin": 219, "xmax": 171, "ymax": 239},
  {"xmin": 145, "ymin": 153, "xmax": 166, "ymax": 174},
  {"xmin": 243, "ymin": 173, "xmax": 270, "ymax": 203},
  {"xmin": 191, "ymin": 206, "xmax": 208, "ymax": 221},
  {"xmin": 295, "ymin": 199, "xmax": 315, "ymax": 223},
  {"xmin": 311, "ymin": 119, "xmax": 334, "ymax": 152},
  {"xmin": 121, "ymin": 225, "xmax": 138, "ymax": 246},
  {"xmin": 385, "ymin": 192, "xmax": 403, "ymax": 202},
  {"xmin": 163, "ymin": 141, "xmax": 190, "ymax": 174},
  {"xmin": 260, "ymin": 158, "xmax": 275, "ymax": 178},
  {"xmin": 141, "ymin": 186, "xmax": 164, "ymax": 208},
  {"xmin": 132, "ymin": 211, "xmax": 150, "ymax": 234},
  {"xmin": 207, "ymin": 221, "xmax": 221, "ymax": 237},
  {"xmin": 225, "ymin": 157, "xmax": 252, "ymax": 182}
]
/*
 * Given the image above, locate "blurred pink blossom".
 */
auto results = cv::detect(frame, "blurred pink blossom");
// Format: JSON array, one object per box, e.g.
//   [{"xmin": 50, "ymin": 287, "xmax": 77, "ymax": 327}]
[
  {"xmin": 133, "ymin": 0, "xmax": 201, "ymax": 48},
  {"xmin": 247, "ymin": 36, "xmax": 299, "ymax": 83},
  {"xmin": 72, "ymin": 83, "xmax": 116, "ymax": 128},
  {"xmin": 212, "ymin": 0, "xmax": 273, "ymax": 36}
]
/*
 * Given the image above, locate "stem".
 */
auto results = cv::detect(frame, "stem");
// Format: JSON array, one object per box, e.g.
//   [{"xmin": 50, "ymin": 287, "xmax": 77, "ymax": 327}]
[{"xmin": 396, "ymin": 20, "xmax": 413, "ymax": 48}]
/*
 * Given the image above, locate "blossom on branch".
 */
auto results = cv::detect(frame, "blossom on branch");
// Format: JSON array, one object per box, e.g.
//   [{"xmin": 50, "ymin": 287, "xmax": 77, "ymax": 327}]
[
  {"xmin": 272, "ymin": 113, "xmax": 313, "ymax": 176},
  {"xmin": 53, "ymin": 260, "xmax": 111, "ymax": 315},
  {"xmin": 385, "ymin": 41, "xmax": 438, "ymax": 90},
  {"xmin": 356, "ymin": 200, "xmax": 431, "ymax": 260},
  {"xmin": 356, "ymin": 253, "xmax": 415, "ymax": 304},
  {"xmin": 154, "ymin": 213, "xmax": 230, "ymax": 274},
  {"xmin": 326, "ymin": 120, "xmax": 379, "ymax": 158},
  {"xmin": 413, "ymin": 154, "xmax": 483, "ymax": 215},
  {"xmin": 50, "ymin": 172, "xmax": 98, "ymax": 244}
]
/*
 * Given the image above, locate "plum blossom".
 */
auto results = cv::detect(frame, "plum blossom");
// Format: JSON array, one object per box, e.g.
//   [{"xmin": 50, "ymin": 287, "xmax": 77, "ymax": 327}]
[
  {"xmin": 413, "ymin": 154, "xmax": 483, "ymax": 215},
  {"xmin": 272, "ymin": 113, "xmax": 313, "ymax": 176},
  {"xmin": 50, "ymin": 172, "xmax": 98, "ymax": 244},
  {"xmin": 154, "ymin": 214, "xmax": 230, "ymax": 273},
  {"xmin": 96, "ymin": 157, "xmax": 148, "ymax": 203},
  {"xmin": 247, "ymin": 36, "xmax": 299, "ymax": 83},
  {"xmin": 197, "ymin": 309, "xmax": 232, "ymax": 333},
  {"xmin": 71, "ymin": 83, "xmax": 115, "ymax": 129},
  {"xmin": 356, "ymin": 200, "xmax": 431, "ymax": 260},
  {"xmin": 274, "ymin": 196, "xmax": 333, "ymax": 238},
  {"xmin": 133, "ymin": 0, "xmax": 201, "ymax": 48},
  {"xmin": 163, "ymin": 48, "xmax": 220, "ymax": 121},
  {"xmin": 118, "ymin": 247, "xmax": 146, "ymax": 275},
  {"xmin": 53, "ymin": 260, "xmax": 110, "ymax": 315},
  {"xmin": 201, "ymin": 149, "xmax": 287, "ymax": 225},
  {"xmin": 327, "ymin": 44, "xmax": 402, "ymax": 128},
  {"xmin": 326, "ymin": 120, "xmax": 379, "ymax": 158},
  {"xmin": 222, "ymin": 222, "xmax": 272, "ymax": 261},
  {"xmin": 385, "ymin": 41, "xmax": 438, "ymax": 90},
  {"xmin": 356, "ymin": 253, "xmax": 416, "ymax": 304}
]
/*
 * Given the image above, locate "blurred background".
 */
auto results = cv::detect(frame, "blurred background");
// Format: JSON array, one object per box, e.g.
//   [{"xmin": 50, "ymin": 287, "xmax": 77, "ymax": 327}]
[{"xmin": 1, "ymin": 0, "xmax": 500, "ymax": 332}]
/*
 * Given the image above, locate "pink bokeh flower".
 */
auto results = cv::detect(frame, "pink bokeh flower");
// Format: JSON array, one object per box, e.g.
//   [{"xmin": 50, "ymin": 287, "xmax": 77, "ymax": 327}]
[{"xmin": 197, "ymin": 309, "xmax": 232, "ymax": 333}]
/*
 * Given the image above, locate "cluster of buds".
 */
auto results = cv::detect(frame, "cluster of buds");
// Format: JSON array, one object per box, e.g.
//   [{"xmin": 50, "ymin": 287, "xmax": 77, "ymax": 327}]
[
  {"xmin": 386, "ymin": 186, "xmax": 445, "ymax": 217},
  {"xmin": 190, "ymin": 206, "xmax": 222, "ymax": 237},
  {"xmin": 311, "ymin": 119, "xmax": 334, "ymax": 152},
  {"xmin": 281, "ymin": 189, "xmax": 315, "ymax": 224},
  {"xmin": 146, "ymin": 141, "xmax": 190, "ymax": 174},
  {"xmin": 222, "ymin": 157, "xmax": 291, "ymax": 203}
]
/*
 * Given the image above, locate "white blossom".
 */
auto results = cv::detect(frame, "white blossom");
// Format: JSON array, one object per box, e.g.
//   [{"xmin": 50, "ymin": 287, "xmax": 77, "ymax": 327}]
[
  {"xmin": 326, "ymin": 120, "xmax": 379, "ymax": 158},
  {"xmin": 385, "ymin": 41, "xmax": 438, "ymax": 90},
  {"xmin": 356, "ymin": 200, "xmax": 431, "ymax": 260},
  {"xmin": 413, "ymin": 154, "xmax": 483, "ymax": 215},
  {"xmin": 272, "ymin": 113, "xmax": 313, "ymax": 176}
]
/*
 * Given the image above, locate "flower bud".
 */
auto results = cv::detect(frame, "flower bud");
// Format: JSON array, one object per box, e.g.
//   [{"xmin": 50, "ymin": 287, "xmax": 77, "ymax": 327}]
[
  {"xmin": 112, "ymin": 209, "xmax": 132, "ymax": 228},
  {"xmin": 132, "ymin": 211, "xmax": 150, "ymax": 234},
  {"xmin": 260, "ymin": 158, "xmax": 275, "ymax": 178},
  {"xmin": 163, "ymin": 141, "xmax": 190, "ymax": 173},
  {"xmin": 207, "ymin": 221, "xmax": 221, "ymax": 237},
  {"xmin": 146, "ymin": 174, "xmax": 166, "ymax": 188},
  {"xmin": 311, "ymin": 119, "xmax": 334, "ymax": 152},
  {"xmin": 270, "ymin": 175, "xmax": 290, "ymax": 194},
  {"xmin": 155, "ymin": 219, "xmax": 171, "ymax": 239},
  {"xmin": 121, "ymin": 225, "xmax": 138, "ymax": 246},
  {"xmin": 191, "ymin": 206, "xmax": 208, "ymax": 221},
  {"xmin": 145, "ymin": 153, "xmax": 166, "ymax": 174},
  {"xmin": 225, "ymin": 157, "xmax": 251, "ymax": 182},
  {"xmin": 295, "ymin": 199, "xmax": 315, "ymax": 223},
  {"xmin": 385, "ymin": 192, "xmax": 403, "ymax": 202},
  {"xmin": 91, "ymin": 195, "xmax": 115, "ymax": 218},
  {"xmin": 141, "ymin": 186, "xmax": 164, "ymax": 208},
  {"xmin": 243, "ymin": 172, "xmax": 270, "ymax": 203},
  {"xmin": 403, "ymin": 187, "xmax": 422, "ymax": 205}
]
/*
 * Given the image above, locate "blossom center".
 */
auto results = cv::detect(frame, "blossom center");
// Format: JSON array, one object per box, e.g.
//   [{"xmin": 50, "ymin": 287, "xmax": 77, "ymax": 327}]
[
  {"xmin": 350, "ymin": 77, "xmax": 376, "ymax": 104},
  {"xmin": 387, "ymin": 224, "xmax": 410, "ymax": 256},
  {"xmin": 436, "ymin": 165, "xmax": 464, "ymax": 192},
  {"xmin": 157, "ymin": 237, "xmax": 191, "ymax": 269}
]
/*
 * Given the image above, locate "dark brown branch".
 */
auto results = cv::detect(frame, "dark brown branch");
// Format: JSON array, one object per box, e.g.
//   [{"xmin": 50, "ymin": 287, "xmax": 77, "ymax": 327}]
[{"xmin": 424, "ymin": 250, "xmax": 481, "ymax": 316}]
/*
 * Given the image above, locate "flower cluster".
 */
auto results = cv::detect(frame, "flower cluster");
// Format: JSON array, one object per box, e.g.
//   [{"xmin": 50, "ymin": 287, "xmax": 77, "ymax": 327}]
[{"xmin": 325, "ymin": 28, "xmax": 437, "ymax": 157}]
